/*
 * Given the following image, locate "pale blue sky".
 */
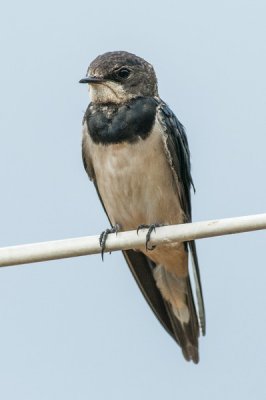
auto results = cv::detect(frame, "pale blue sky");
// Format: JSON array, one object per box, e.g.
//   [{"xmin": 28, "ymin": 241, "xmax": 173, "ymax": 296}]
[{"xmin": 0, "ymin": 0, "xmax": 266, "ymax": 398}]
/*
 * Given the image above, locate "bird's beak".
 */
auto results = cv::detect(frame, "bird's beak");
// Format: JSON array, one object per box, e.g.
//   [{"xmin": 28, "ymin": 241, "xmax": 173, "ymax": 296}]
[{"xmin": 79, "ymin": 76, "xmax": 105, "ymax": 84}]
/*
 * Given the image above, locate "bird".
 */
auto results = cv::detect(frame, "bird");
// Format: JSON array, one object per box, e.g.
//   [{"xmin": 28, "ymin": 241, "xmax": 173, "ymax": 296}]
[{"xmin": 79, "ymin": 51, "xmax": 205, "ymax": 363}]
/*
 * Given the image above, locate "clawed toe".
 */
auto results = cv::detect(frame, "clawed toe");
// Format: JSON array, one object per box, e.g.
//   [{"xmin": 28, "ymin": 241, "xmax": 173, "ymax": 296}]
[
  {"xmin": 137, "ymin": 223, "xmax": 164, "ymax": 251},
  {"xmin": 99, "ymin": 224, "xmax": 120, "ymax": 260},
  {"xmin": 137, "ymin": 224, "xmax": 150, "ymax": 234}
]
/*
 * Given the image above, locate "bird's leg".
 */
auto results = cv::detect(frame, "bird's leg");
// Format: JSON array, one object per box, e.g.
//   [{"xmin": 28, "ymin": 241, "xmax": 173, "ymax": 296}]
[
  {"xmin": 99, "ymin": 224, "xmax": 120, "ymax": 260},
  {"xmin": 137, "ymin": 223, "xmax": 165, "ymax": 251}
]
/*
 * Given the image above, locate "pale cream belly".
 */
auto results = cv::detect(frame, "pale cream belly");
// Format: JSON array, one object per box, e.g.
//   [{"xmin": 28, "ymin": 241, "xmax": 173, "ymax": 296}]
[
  {"xmin": 86, "ymin": 121, "xmax": 188, "ymax": 276},
  {"xmin": 91, "ymin": 126, "xmax": 184, "ymax": 226}
]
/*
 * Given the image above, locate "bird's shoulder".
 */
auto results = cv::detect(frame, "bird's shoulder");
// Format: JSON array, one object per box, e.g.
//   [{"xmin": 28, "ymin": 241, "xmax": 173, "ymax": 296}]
[{"xmin": 155, "ymin": 98, "xmax": 195, "ymax": 220}]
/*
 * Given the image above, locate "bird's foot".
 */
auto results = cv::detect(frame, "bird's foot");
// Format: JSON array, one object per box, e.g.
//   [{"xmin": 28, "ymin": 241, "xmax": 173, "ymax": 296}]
[
  {"xmin": 99, "ymin": 224, "xmax": 120, "ymax": 260},
  {"xmin": 137, "ymin": 223, "xmax": 164, "ymax": 251}
]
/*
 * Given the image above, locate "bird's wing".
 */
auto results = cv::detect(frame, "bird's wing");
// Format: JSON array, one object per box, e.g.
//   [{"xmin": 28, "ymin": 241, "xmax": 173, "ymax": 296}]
[
  {"xmin": 122, "ymin": 250, "xmax": 176, "ymax": 340},
  {"xmin": 81, "ymin": 121, "xmax": 177, "ymax": 340},
  {"xmin": 156, "ymin": 99, "xmax": 206, "ymax": 335}
]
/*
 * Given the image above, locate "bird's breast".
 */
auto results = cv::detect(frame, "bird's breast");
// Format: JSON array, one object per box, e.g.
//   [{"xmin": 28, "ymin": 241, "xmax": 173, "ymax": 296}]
[
  {"xmin": 84, "ymin": 97, "xmax": 157, "ymax": 144},
  {"xmin": 85, "ymin": 119, "xmax": 185, "ymax": 231}
]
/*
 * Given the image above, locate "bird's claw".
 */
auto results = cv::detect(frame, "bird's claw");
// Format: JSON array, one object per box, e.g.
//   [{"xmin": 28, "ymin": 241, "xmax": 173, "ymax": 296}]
[
  {"xmin": 137, "ymin": 223, "xmax": 164, "ymax": 251},
  {"xmin": 137, "ymin": 224, "xmax": 150, "ymax": 235},
  {"xmin": 99, "ymin": 224, "xmax": 120, "ymax": 260}
]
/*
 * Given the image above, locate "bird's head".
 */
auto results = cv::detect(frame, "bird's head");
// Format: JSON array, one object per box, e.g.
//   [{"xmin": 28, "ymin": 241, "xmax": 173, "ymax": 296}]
[{"xmin": 79, "ymin": 51, "xmax": 158, "ymax": 104}]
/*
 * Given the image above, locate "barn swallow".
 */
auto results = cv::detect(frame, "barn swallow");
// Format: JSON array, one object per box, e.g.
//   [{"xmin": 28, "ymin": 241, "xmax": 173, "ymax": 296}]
[{"xmin": 80, "ymin": 51, "xmax": 205, "ymax": 363}]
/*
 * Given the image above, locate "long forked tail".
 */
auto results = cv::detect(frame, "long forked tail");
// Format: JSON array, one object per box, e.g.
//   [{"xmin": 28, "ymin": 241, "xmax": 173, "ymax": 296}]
[{"xmin": 153, "ymin": 265, "xmax": 199, "ymax": 363}]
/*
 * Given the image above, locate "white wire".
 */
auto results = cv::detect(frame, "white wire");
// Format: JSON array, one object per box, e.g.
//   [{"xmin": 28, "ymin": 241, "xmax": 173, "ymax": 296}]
[{"xmin": 0, "ymin": 213, "xmax": 265, "ymax": 267}]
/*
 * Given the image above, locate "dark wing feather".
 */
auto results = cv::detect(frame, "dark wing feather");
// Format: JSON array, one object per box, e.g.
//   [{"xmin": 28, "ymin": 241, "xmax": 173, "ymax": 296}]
[
  {"xmin": 81, "ymin": 132, "xmax": 177, "ymax": 341},
  {"xmin": 156, "ymin": 99, "xmax": 206, "ymax": 335},
  {"xmin": 123, "ymin": 250, "xmax": 176, "ymax": 340}
]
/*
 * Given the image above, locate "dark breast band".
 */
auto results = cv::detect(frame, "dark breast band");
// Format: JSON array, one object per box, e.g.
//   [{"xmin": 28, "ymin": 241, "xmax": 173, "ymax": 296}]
[{"xmin": 84, "ymin": 97, "xmax": 157, "ymax": 144}]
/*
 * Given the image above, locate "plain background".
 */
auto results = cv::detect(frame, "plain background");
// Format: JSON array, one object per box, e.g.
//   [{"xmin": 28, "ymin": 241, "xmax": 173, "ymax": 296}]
[{"xmin": 0, "ymin": 0, "xmax": 266, "ymax": 398}]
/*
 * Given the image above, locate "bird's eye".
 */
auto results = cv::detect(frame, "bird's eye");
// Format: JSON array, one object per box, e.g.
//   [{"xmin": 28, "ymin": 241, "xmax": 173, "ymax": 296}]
[{"xmin": 116, "ymin": 68, "xmax": 131, "ymax": 79}]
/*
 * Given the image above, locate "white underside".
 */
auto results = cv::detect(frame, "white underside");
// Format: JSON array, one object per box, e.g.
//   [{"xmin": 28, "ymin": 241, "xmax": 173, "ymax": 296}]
[
  {"xmin": 82, "ymin": 118, "xmax": 190, "ymax": 323},
  {"xmin": 84, "ymin": 118, "xmax": 184, "ymax": 229}
]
